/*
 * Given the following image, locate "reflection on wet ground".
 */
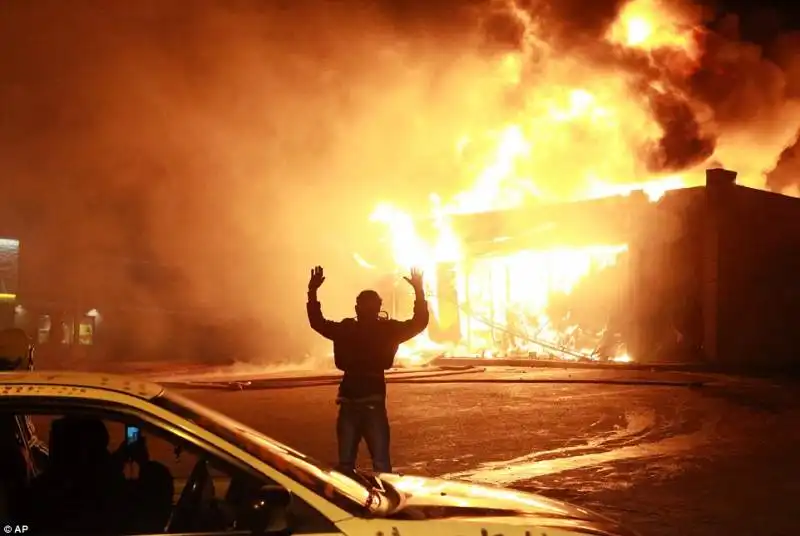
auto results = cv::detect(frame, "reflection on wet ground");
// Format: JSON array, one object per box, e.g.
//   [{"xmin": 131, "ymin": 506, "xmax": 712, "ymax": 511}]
[
  {"xmin": 441, "ymin": 406, "xmax": 707, "ymax": 483},
  {"xmin": 176, "ymin": 374, "xmax": 800, "ymax": 535}
]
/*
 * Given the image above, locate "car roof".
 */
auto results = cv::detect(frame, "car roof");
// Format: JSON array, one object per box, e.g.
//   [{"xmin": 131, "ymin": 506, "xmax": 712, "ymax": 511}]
[{"xmin": 0, "ymin": 371, "xmax": 164, "ymax": 400}]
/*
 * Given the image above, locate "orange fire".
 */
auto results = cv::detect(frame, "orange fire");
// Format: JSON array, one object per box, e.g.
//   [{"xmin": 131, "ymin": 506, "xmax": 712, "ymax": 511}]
[
  {"xmin": 359, "ymin": 0, "xmax": 713, "ymax": 364},
  {"xmin": 607, "ymin": 0, "xmax": 700, "ymax": 56}
]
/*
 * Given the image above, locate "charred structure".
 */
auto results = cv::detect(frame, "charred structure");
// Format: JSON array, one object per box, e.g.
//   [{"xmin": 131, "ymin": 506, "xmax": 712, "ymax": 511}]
[{"xmin": 404, "ymin": 169, "xmax": 800, "ymax": 367}]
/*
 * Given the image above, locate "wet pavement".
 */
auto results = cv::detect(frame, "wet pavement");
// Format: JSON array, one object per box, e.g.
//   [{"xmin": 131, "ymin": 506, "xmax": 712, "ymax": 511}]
[{"xmin": 170, "ymin": 370, "xmax": 800, "ymax": 536}]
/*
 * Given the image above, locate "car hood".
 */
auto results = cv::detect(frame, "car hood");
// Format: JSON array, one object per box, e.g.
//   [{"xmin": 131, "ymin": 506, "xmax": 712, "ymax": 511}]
[{"xmin": 376, "ymin": 474, "xmax": 636, "ymax": 535}]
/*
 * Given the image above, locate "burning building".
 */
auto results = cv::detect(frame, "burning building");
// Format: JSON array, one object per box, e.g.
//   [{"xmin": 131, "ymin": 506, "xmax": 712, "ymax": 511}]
[
  {"xmin": 372, "ymin": 168, "xmax": 800, "ymax": 369},
  {"xmin": 344, "ymin": 0, "xmax": 800, "ymax": 370}
]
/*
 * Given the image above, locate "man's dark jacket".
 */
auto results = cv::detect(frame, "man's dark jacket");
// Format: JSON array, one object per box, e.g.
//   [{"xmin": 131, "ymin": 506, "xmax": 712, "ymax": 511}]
[{"xmin": 307, "ymin": 296, "xmax": 429, "ymax": 399}]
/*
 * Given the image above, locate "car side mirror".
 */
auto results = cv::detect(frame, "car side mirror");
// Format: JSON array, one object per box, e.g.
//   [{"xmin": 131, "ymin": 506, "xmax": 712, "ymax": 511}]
[{"xmin": 241, "ymin": 485, "xmax": 292, "ymax": 535}]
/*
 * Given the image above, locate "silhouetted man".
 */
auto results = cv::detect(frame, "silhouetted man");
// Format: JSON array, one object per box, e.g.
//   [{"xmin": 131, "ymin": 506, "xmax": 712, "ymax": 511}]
[{"xmin": 307, "ymin": 266, "xmax": 429, "ymax": 474}]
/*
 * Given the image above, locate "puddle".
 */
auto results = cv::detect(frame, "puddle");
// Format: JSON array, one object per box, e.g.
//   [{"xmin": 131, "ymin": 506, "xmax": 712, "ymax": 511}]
[
  {"xmin": 446, "ymin": 425, "xmax": 711, "ymax": 486},
  {"xmin": 445, "ymin": 408, "xmax": 657, "ymax": 480}
]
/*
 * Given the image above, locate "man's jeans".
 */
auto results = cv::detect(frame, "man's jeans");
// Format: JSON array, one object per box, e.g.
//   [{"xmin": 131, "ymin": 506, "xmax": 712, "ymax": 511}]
[{"xmin": 336, "ymin": 398, "xmax": 391, "ymax": 473}]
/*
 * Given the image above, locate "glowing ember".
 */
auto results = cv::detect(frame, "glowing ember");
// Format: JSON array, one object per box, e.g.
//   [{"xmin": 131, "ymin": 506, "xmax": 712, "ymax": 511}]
[{"xmin": 612, "ymin": 354, "xmax": 634, "ymax": 363}]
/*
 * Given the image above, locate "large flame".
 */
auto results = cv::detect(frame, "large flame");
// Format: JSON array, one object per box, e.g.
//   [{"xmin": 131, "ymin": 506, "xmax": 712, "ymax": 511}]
[
  {"xmin": 607, "ymin": 0, "xmax": 700, "ymax": 55},
  {"xmin": 359, "ymin": 0, "xmax": 722, "ymax": 364}
]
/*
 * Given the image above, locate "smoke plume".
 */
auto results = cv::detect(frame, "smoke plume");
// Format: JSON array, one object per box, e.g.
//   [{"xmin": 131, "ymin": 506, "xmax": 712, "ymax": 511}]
[{"xmin": 2, "ymin": 0, "xmax": 800, "ymax": 365}]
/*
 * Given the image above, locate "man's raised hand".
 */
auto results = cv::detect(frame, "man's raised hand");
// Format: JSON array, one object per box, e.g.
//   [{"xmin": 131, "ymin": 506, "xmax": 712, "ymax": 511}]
[
  {"xmin": 403, "ymin": 267, "xmax": 424, "ymax": 292},
  {"xmin": 309, "ymin": 266, "xmax": 326, "ymax": 291}
]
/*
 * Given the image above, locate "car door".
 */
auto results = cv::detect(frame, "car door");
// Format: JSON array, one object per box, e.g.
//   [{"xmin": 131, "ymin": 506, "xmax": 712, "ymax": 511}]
[{"xmin": 0, "ymin": 394, "xmax": 348, "ymax": 536}]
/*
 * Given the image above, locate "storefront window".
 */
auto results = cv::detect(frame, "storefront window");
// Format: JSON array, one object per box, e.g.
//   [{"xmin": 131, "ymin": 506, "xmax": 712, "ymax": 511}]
[{"xmin": 78, "ymin": 318, "xmax": 94, "ymax": 345}]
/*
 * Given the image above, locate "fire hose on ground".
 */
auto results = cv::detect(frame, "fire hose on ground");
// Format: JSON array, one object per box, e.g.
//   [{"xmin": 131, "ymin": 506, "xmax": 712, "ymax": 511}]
[
  {"xmin": 159, "ymin": 367, "xmax": 489, "ymax": 391},
  {"xmin": 161, "ymin": 366, "xmax": 708, "ymax": 391}
]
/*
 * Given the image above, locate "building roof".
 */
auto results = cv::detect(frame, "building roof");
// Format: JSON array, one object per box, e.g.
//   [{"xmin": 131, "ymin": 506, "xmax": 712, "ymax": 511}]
[
  {"xmin": 442, "ymin": 193, "xmax": 653, "ymax": 253},
  {"xmin": 0, "ymin": 371, "xmax": 164, "ymax": 400}
]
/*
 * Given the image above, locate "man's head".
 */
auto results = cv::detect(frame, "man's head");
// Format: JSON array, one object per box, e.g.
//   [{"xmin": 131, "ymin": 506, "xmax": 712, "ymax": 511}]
[{"xmin": 355, "ymin": 290, "xmax": 382, "ymax": 321}]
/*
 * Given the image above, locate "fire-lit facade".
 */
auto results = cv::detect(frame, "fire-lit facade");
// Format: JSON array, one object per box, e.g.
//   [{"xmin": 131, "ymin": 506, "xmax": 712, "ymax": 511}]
[{"xmin": 386, "ymin": 168, "xmax": 800, "ymax": 368}]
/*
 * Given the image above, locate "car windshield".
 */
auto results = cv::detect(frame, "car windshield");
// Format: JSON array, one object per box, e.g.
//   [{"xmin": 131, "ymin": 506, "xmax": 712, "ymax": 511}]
[{"xmin": 154, "ymin": 390, "xmax": 387, "ymax": 515}]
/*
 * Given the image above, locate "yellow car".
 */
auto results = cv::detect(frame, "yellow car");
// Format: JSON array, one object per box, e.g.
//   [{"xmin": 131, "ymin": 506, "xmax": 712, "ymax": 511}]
[{"xmin": 0, "ymin": 372, "xmax": 640, "ymax": 536}]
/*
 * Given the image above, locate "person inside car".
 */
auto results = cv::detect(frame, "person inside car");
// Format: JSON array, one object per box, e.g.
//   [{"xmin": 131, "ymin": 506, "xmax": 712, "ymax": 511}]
[
  {"xmin": 29, "ymin": 416, "xmax": 128, "ymax": 532},
  {"xmin": 112, "ymin": 433, "xmax": 175, "ymax": 533},
  {"xmin": 0, "ymin": 414, "xmax": 35, "ymax": 521},
  {"xmin": 0, "ymin": 329, "xmax": 48, "ymax": 521}
]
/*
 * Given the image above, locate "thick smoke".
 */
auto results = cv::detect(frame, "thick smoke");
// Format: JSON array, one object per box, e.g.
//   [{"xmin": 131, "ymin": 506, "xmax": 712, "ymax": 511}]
[
  {"xmin": 641, "ymin": 91, "xmax": 715, "ymax": 172},
  {"xmin": 0, "ymin": 0, "xmax": 516, "ymax": 364},
  {"xmin": 689, "ymin": 13, "xmax": 800, "ymax": 186},
  {"xmin": 2, "ymin": 0, "xmax": 800, "ymax": 366},
  {"xmin": 766, "ymin": 138, "xmax": 800, "ymax": 194},
  {"xmin": 529, "ymin": 0, "xmax": 630, "ymax": 46},
  {"xmin": 484, "ymin": 0, "xmax": 800, "ymax": 187},
  {"xmin": 499, "ymin": 0, "xmax": 800, "ymax": 182},
  {"xmin": 764, "ymin": 30, "xmax": 800, "ymax": 194}
]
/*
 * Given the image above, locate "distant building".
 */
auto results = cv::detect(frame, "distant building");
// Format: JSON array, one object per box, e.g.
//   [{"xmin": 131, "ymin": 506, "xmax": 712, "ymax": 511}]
[{"xmin": 0, "ymin": 237, "xmax": 231, "ymax": 366}]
